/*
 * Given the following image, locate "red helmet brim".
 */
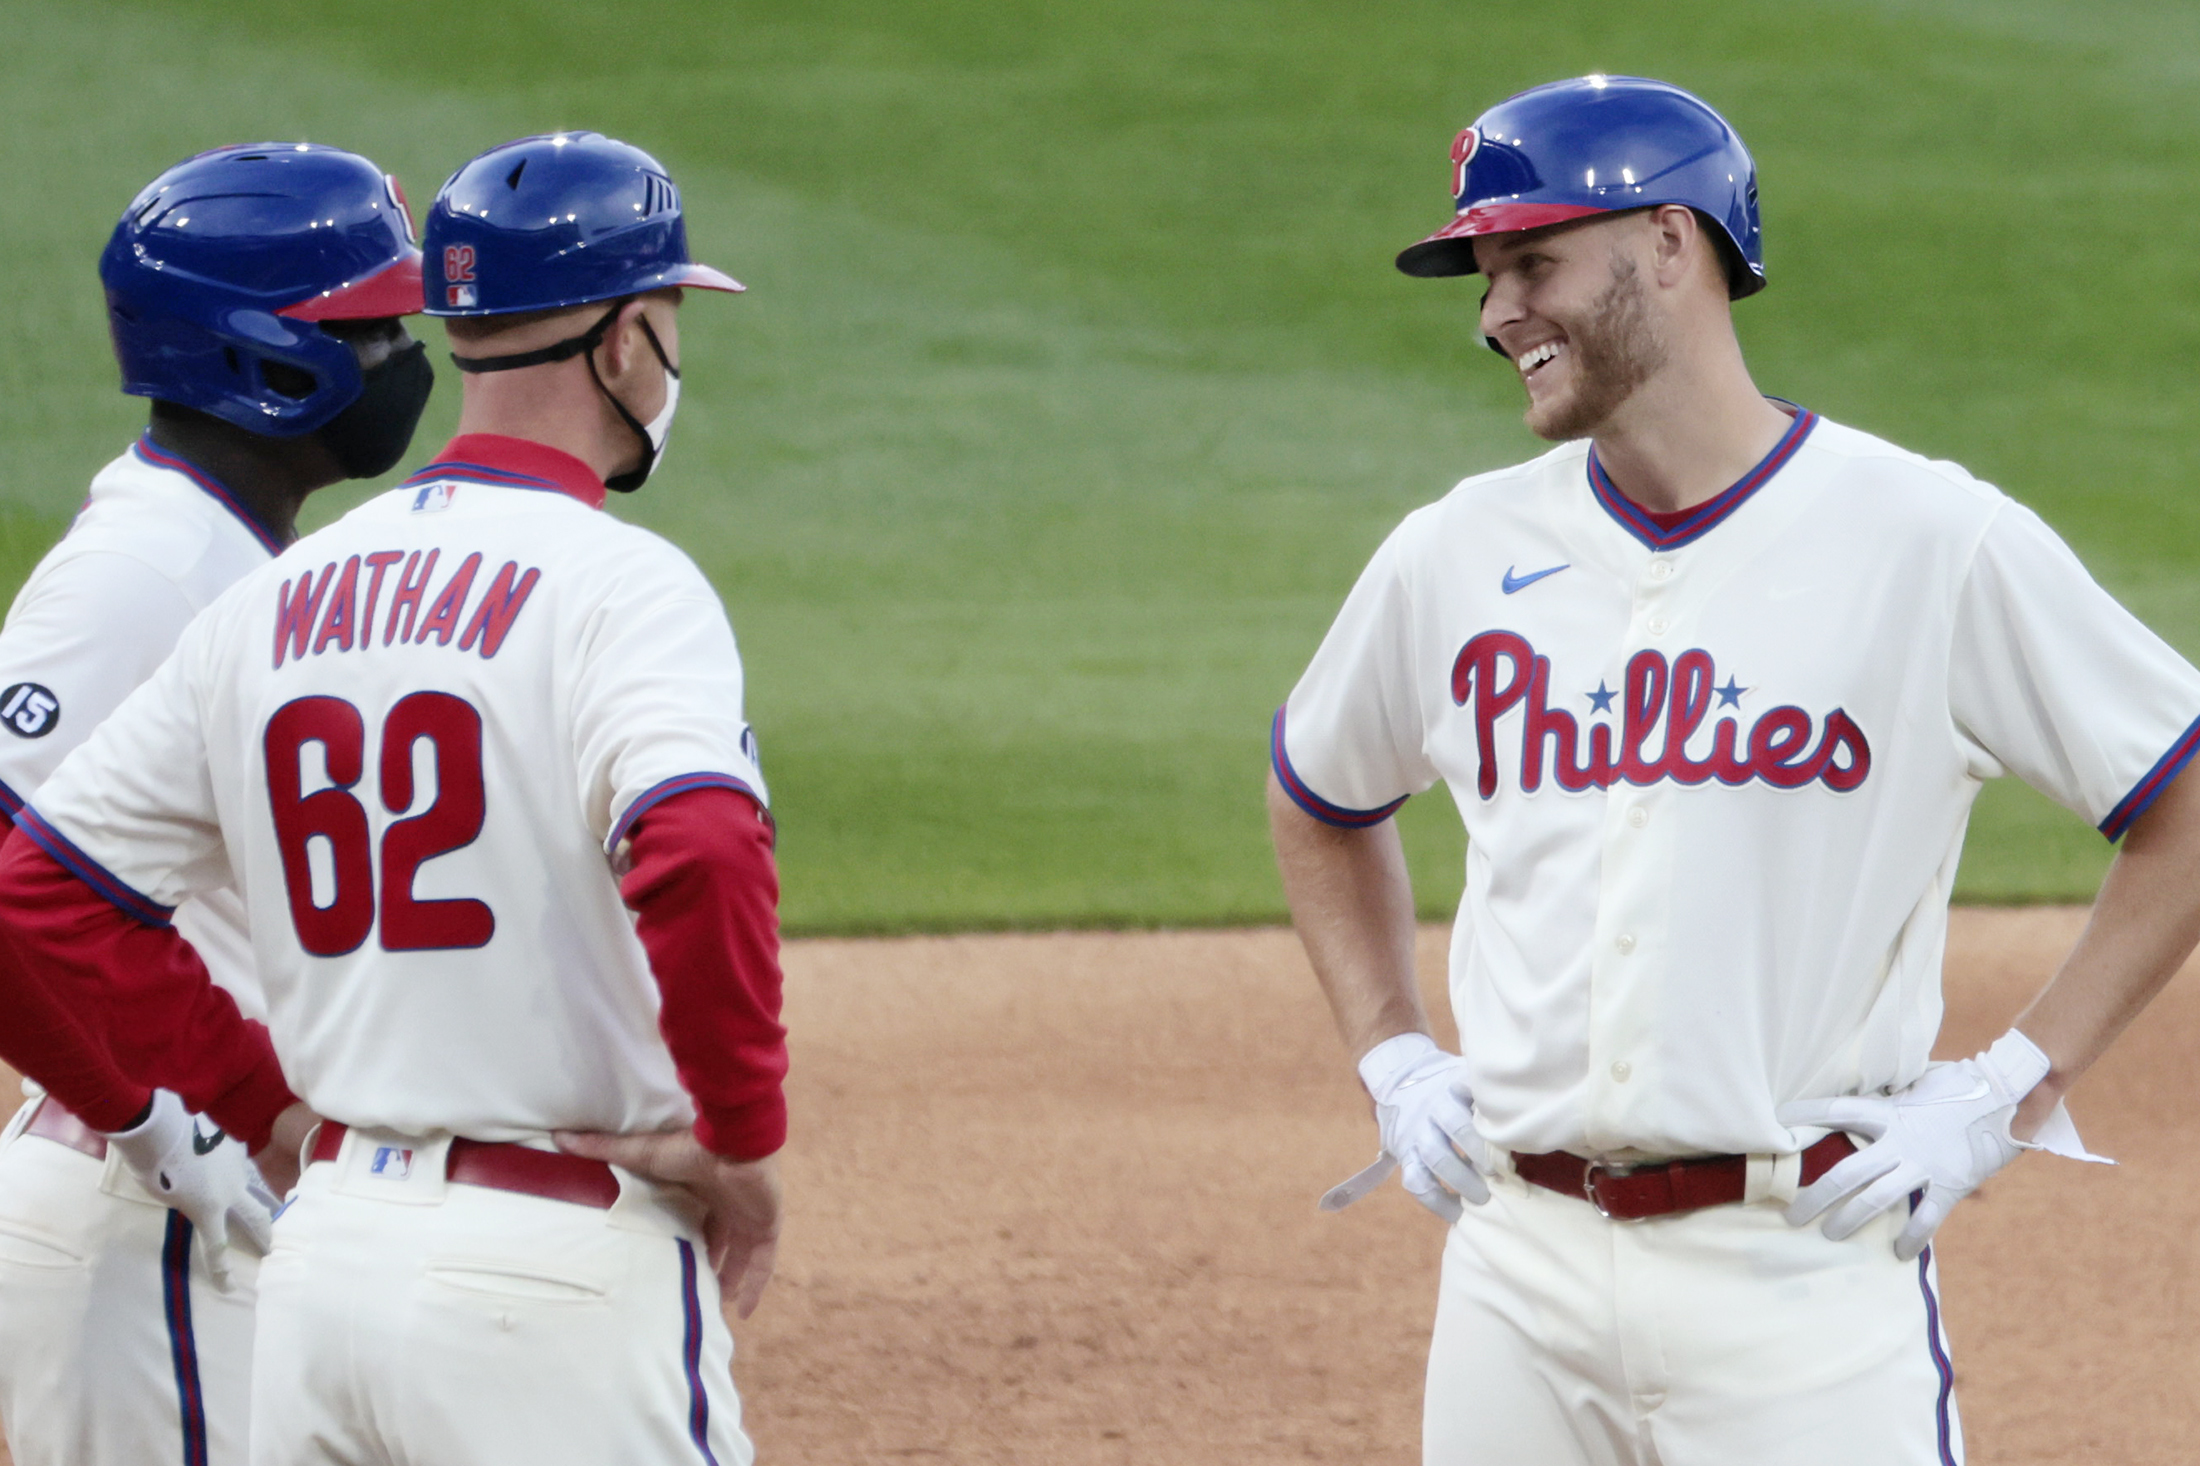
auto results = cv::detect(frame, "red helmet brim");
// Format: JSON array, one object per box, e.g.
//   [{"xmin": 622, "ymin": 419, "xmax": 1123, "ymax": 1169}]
[
  {"xmin": 665, "ymin": 262, "xmax": 745, "ymax": 294},
  {"xmin": 1396, "ymin": 202, "xmax": 1608, "ymax": 278},
  {"xmin": 278, "ymin": 252, "xmax": 427, "ymax": 320}
]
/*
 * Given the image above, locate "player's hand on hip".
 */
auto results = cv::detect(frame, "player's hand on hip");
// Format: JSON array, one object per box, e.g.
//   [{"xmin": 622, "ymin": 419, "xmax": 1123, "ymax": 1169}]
[
  {"xmin": 102, "ymin": 1089, "xmax": 278, "ymax": 1291},
  {"xmin": 1343, "ymin": 1032, "xmax": 1492, "ymax": 1223},
  {"xmin": 1777, "ymin": 1029, "xmax": 2104, "ymax": 1260},
  {"xmin": 556, "ymin": 1128, "xmax": 783, "ymax": 1318}
]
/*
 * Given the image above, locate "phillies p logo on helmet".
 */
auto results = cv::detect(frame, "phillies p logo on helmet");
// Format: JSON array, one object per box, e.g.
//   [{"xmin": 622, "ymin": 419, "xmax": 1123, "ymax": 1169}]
[{"xmin": 1451, "ymin": 127, "xmax": 1482, "ymax": 203}]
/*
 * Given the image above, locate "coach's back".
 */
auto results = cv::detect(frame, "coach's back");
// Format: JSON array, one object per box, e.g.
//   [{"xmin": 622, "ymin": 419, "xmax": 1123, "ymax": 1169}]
[{"xmin": 21, "ymin": 434, "xmax": 766, "ymax": 1144}]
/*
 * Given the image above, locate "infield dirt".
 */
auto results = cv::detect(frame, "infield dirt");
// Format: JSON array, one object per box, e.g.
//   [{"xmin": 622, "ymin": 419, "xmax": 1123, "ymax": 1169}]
[{"xmin": 6, "ymin": 908, "xmax": 2197, "ymax": 1463}]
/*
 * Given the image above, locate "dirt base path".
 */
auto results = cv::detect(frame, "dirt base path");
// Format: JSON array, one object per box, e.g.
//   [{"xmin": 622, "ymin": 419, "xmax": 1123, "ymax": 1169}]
[
  {"xmin": 739, "ymin": 909, "xmax": 2200, "ymax": 1465},
  {"xmin": 7, "ymin": 909, "xmax": 2199, "ymax": 1463}
]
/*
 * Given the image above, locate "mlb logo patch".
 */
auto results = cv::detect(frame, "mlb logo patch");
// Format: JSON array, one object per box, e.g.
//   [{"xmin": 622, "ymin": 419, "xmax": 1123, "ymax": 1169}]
[
  {"xmin": 412, "ymin": 482, "xmax": 456, "ymax": 513},
  {"xmin": 369, "ymin": 1146, "xmax": 414, "ymax": 1179},
  {"xmin": 446, "ymin": 283, "xmax": 477, "ymax": 309}
]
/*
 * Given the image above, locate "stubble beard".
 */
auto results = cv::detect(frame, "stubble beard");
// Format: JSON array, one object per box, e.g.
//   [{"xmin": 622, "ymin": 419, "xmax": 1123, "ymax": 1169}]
[{"xmin": 1525, "ymin": 255, "xmax": 1668, "ymax": 443}]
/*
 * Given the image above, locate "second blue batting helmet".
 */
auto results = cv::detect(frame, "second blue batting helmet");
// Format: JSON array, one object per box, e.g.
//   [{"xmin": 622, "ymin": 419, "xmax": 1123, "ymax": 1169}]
[
  {"xmin": 1396, "ymin": 75, "xmax": 1764, "ymax": 298},
  {"xmin": 422, "ymin": 132, "xmax": 742, "ymax": 316},
  {"xmin": 101, "ymin": 143, "xmax": 426, "ymax": 436}
]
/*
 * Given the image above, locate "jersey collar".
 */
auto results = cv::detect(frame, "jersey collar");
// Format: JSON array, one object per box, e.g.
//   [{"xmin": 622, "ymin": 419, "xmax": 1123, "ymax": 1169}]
[
  {"xmin": 129, "ymin": 434, "xmax": 286, "ymax": 557},
  {"xmin": 1586, "ymin": 406, "xmax": 1818, "ymax": 551},
  {"xmin": 400, "ymin": 434, "xmax": 607, "ymax": 510}
]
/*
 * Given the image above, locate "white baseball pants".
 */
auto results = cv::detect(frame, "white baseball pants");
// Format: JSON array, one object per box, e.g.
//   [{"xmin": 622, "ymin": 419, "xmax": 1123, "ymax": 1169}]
[
  {"xmin": 0, "ymin": 1101, "xmax": 256, "ymax": 1466},
  {"xmin": 1425, "ymin": 1170, "xmax": 1963, "ymax": 1465},
  {"xmin": 251, "ymin": 1127, "xmax": 755, "ymax": 1466}
]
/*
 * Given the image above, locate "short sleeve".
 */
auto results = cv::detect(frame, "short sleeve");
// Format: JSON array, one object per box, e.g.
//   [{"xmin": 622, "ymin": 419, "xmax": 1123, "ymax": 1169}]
[
  {"xmin": 0, "ymin": 550, "xmax": 197, "ymax": 812},
  {"xmin": 1948, "ymin": 501, "xmax": 2200, "ymax": 840},
  {"xmin": 572, "ymin": 541, "xmax": 768, "ymax": 853},
  {"xmin": 15, "ymin": 615, "xmax": 233, "ymax": 918},
  {"xmin": 1274, "ymin": 521, "xmax": 1441, "ymax": 826}
]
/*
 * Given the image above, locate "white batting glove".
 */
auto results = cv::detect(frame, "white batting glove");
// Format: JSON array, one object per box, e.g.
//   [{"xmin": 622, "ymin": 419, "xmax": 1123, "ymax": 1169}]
[
  {"xmin": 1320, "ymin": 1033, "xmax": 1491, "ymax": 1223},
  {"xmin": 1778, "ymin": 1029, "xmax": 2108, "ymax": 1261},
  {"xmin": 103, "ymin": 1089, "xmax": 278, "ymax": 1291}
]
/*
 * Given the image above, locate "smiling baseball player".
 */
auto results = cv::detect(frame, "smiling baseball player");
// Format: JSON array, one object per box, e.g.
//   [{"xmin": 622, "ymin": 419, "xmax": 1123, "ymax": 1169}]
[
  {"xmin": 0, "ymin": 130, "xmax": 782, "ymax": 1466},
  {"xmin": 0, "ymin": 143, "xmax": 428, "ymax": 1466},
  {"xmin": 1271, "ymin": 75, "xmax": 2200, "ymax": 1464}
]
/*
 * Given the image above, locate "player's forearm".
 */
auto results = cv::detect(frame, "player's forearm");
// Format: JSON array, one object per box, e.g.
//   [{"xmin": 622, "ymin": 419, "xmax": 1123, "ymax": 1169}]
[
  {"xmin": 1266, "ymin": 771, "xmax": 1429, "ymax": 1065},
  {"xmin": 0, "ymin": 960, "xmax": 152, "ymax": 1132},
  {"xmin": 0, "ymin": 828, "xmax": 295, "ymax": 1147},
  {"xmin": 2012, "ymin": 765, "xmax": 2200, "ymax": 1133},
  {"xmin": 621, "ymin": 786, "xmax": 789, "ymax": 1160},
  {"xmin": 0, "ymin": 838, "xmax": 154, "ymax": 1130}
]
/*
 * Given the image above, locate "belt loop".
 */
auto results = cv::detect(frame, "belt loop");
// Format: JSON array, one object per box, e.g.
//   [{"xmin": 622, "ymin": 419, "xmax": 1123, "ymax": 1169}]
[
  {"xmin": 1742, "ymin": 1151, "xmax": 1803, "ymax": 1204},
  {"xmin": 1769, "ymin": 1148, "xmax": 1803, "ymax": 1203}
]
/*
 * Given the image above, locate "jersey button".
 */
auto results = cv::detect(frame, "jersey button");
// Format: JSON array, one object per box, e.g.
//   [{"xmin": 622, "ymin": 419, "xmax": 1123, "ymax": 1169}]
[
  {"xmin": 1615, "ymin": 933, "xmax": 1637, "ymax": 955},
  {"xmin": 1648, "ymin": 560, "xmax": 1674, "ymax": 581},
  {"xmin": 1626, "ymin": 806, "xmax": 1648, "ymax": 829},
  {"xmin": 1611, "ymin": 1060, "xmax": 1633, "ymax": 1082},
  {"xmin": 1647, "ymin": 615, "xmax": 1670, "ymax": 636}
]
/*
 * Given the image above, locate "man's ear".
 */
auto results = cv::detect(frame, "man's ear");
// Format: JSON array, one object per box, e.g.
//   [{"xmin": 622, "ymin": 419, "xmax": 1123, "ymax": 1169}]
[
  {"xmin": 1645, "ymin": 204, "xmax": 1703, "ymax": 290},
  {"xmin": 602, "ymin": 298, "xmax": 650, "ymax": 378}
]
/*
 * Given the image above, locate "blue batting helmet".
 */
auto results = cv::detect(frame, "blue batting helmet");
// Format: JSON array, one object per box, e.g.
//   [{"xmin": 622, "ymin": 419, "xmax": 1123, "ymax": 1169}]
[
  {"xmin": 421, "ymin": 132, "xmax": 742, "ymax": 316},
  {"xmin": 1396, "ymin": 75, "xmax": 1764, "ymax": 298},
  {"xmin": 101, "ymin": 143, "xmax": 426, "ymax": 436}
]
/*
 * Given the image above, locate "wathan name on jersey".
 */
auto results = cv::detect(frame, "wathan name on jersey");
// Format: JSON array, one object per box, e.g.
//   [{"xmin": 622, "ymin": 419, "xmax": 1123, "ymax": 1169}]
[
  {"xmin": 1454, "ymin": 630, "xmax": 1871, "ymax": 797},
  {"xmin": 272, "ymin": 549, "xmax": 539, "ymax": 668}
]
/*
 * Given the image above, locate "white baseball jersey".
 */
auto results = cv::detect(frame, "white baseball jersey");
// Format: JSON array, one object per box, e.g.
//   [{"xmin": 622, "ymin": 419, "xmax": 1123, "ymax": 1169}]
[
  {"xmin": 1278, "ymin": 409, "xmax": 2200, "ymax": 1161},
  {"xmin": 0, "ymin": 434, "xmax": 285, "ymax": 1466},
  {"xmin": 0, "ymin": 435, "xmax": 275, "ymax": 1016},
  {"xmin": 18, "ymin": 436, "xmax": 767, "ymax": 1143}
]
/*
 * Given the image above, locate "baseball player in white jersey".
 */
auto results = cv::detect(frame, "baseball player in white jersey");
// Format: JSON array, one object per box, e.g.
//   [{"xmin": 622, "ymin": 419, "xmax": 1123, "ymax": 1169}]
[
  {"xmin": 0, "ymin": 132, "xmax": 783, "ymax": 1466},
  {"xmin": 0, "ymin": 144, "xmax": 430, "ymax": 1466},
  {"xmin": 1272, "ymin": 76, "xmax": 2200, "ymax": 1465}
]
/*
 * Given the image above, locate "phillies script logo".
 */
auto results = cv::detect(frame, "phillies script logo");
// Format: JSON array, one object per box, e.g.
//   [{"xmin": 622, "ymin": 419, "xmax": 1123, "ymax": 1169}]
[{"xmin": 1451, "ymin": 631, "xmax": 1871, "ymax": 796}]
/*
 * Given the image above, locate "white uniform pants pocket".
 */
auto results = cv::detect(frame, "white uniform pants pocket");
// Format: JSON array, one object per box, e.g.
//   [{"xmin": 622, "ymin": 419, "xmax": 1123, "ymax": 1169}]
[{"xmin": 251, "ymin": 1161, "xmax": 753, "ymax": 1466}]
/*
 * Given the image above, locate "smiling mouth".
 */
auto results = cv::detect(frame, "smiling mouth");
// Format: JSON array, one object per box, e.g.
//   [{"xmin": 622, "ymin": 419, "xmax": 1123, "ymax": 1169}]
[{"xmin": 1516, "ymin": 340, "xmax": 1566, "ymax": 380}]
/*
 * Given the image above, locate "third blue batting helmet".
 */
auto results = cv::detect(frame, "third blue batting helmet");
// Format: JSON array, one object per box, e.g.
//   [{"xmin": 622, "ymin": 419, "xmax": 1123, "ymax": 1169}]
[
  {"xmin": 101, "ymin": 143, "xmax": 426, "ymax": 436},
  {"xmin": 422, "ymin": 132, "xmax": 742, "ymax": 316},
  {"xmin": 1396, "ymin": 75, "xmax": 1764, "ymax": 298}
]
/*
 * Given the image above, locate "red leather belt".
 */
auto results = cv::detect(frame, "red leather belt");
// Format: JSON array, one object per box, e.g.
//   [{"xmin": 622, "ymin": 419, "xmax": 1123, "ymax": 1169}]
[
  {"xmin": 24, "ymin": 1097, "xmax": 107, "ymax": 1161},
  {"xmin": 1512, "ymin": 1132, "xmax": 1857, "ymax": 1221},
  {"xmin": 309, "ymin": 1122, "xmax": 620, "ymax": 1210}
]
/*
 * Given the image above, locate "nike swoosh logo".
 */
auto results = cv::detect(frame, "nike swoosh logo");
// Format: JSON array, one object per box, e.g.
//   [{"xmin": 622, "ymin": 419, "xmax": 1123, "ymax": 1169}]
[
  {"xmin": 192, "ymin": 1126, "xmax": 226, "ymax": 1156},
  {"xmin": 1502, "ymin": 563, "xmax": 1570, "ymax": 595}
]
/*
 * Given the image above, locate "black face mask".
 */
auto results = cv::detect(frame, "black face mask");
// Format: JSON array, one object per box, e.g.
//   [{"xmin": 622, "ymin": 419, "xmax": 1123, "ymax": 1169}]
[{"xmin": 319, "ymin": 340, "xmax": 434, "ymax": 479}]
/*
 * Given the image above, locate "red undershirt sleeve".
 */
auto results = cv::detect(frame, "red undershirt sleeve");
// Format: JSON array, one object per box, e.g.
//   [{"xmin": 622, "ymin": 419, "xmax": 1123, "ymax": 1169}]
[
  {"xmin": 619, "ymin": 785, "xmax": 788, "ymax": 1161},
  {"xmin": 0, "ymin": 827, "xmax": 294, "ymax": 1148}
]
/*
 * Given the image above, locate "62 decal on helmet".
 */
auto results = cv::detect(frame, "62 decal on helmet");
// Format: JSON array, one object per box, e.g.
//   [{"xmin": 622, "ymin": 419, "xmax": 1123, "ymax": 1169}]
[
  {"xmin": 0, "ymin": 683, "xmax": 58, "ymax": 739},
  {"xmin": 443, "ymin": 244, "xmax": 478, "ymax": 310}
]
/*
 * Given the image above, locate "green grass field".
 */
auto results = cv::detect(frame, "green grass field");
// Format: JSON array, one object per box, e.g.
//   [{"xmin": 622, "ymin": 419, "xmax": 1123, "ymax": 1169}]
[{"xmin": 5, "ymin": 0, "xmax": 2197, "ymax": 930}]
